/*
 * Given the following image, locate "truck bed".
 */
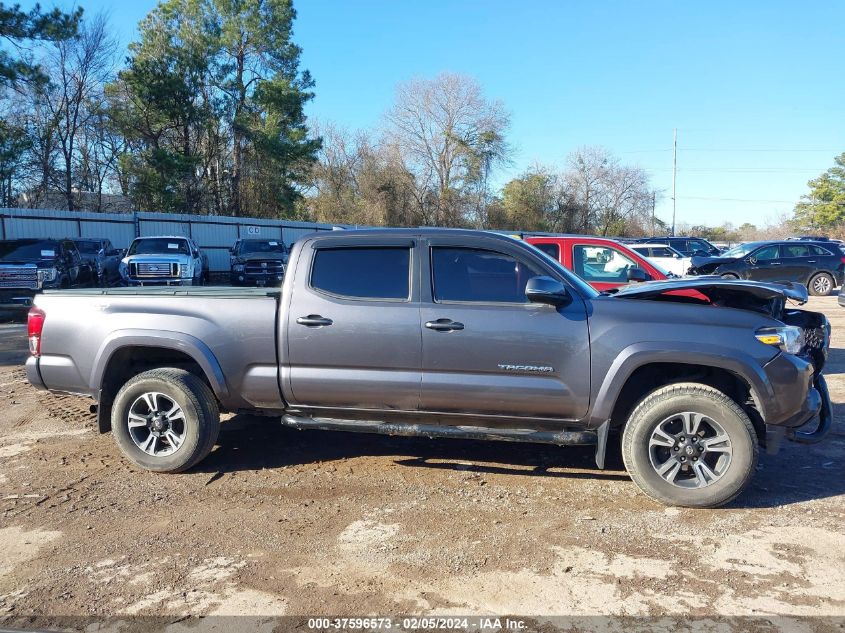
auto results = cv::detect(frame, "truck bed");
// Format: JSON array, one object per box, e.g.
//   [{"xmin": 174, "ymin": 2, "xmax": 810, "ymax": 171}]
[
  {"xmin": 43, "ymin": 286, "xmax": 281, "ymax": 299},
  {"xmin": 31, "ymin": 286, "xmax": 284, "ymax": 414}
]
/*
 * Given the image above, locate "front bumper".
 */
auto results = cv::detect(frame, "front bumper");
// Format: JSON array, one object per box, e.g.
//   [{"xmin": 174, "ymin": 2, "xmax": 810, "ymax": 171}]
[
  {"xmin": 126, "ymin": 278, "xmax": 194, "ymax": 286},
  {"xmin": 0, "ymin": 289, "xmax": 37, "ymax": 308},
  {"xmin": 230, "ymin": 271, "xmax": 285, "ymax": 287}
]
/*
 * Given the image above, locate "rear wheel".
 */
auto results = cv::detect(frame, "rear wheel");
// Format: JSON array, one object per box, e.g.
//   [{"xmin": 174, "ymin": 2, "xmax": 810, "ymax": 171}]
[
  {"xmin": 720, "ymin": 273, "xmax": 739, "ymax": 280},
  {"xmin": 808, "ymin": 272, "xmax": 834, "ymax": 296},
  {"xmin": 111, "ymin": 368, "xmax": 220, "ymax": 473},
  {"xmin": 622, "ymin": 383, "xmax": 758, "ymax": 508}
]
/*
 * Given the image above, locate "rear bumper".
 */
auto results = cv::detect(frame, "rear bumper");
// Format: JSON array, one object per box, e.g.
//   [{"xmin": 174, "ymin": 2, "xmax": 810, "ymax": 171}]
[{"xmin": 25, "ymin": 356, "xmax": 45, "ymax": 390}]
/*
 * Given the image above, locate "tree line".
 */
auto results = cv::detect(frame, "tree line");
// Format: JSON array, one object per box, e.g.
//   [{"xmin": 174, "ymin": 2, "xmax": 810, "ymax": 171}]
[{"xmin": 1, "ymin": 2, "xmax": 839, "ymax": 237}]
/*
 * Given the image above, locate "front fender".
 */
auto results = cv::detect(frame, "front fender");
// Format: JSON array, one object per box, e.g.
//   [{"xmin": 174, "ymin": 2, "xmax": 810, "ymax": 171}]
[
  {"xmin": 90, "ymin": 329, "xmax": 230, "ymax": 401},
  {"xmin": 588, "ymin": 341, "xmax": 774, "ymax": 427}
]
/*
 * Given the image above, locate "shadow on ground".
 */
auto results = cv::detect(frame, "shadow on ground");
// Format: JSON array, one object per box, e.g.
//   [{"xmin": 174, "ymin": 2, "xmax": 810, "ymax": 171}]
[{"xmin": 196, "ymin": 412, "xmax": 845, "ymax": 508}]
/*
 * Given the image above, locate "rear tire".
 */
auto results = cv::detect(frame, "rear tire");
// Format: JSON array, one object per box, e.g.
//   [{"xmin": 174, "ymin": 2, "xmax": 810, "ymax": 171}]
[
  {"xmin": 622, "ymin": 383, "xmax": 758, "ymax": 508},
  {"xmin": 808, "ymin": 272, "xmax": 834, "ymax": 296},
  {"xmin": 720, "ymin": 273, "xmax": 739, "ymax": 280},
  {"xmin": 111, "ymin": 368, "xmax": 220, "ymax": 473}
]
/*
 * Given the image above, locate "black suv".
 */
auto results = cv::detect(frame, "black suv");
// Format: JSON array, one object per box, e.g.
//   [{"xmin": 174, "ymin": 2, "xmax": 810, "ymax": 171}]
[
  {"xmin": 689, "ymin": 240, "xmax": 845, "ymax": 295},
  {"xmin": 229, "ymin": 238, "xmax": 289, "ymax": 286},
  {"xmin": 0, "ymin": 238, "xmax": 94, "ymax": 307},
  {"xmin": 643, "ymin": 236, "xmax": 722, "ymax": 257}
]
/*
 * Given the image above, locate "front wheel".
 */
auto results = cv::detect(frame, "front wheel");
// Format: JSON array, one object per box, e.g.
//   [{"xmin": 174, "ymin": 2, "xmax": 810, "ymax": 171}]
[
  {"xmin": 720, "ymin": 273, "xmax": 739, "ymax": 280},
  {"xmin": 111, "ymin": 368, "xmax": 220, "ymax": 473},
  {"xmin": 808, "ymin": 272, "xmax": 834, "ymax": 296},
  {"xmin": 622, "ymin": 383, "xmax": 758, "ymax": 508}
]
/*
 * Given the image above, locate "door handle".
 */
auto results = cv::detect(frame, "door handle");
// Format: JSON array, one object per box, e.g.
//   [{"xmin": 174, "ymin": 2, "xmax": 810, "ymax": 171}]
[
  {"xmin": 296, "ymin": 315, "xmax": 333, "ymax": 327},
  {"xmin": 771, "ymin": 262, "xmax": 782, "ymax": 265},
  {"xmin": 425, "ymin": 318, "xmax": 465, "ymax": 332},
  {"xmin": 808, "ymin": 260, "xmax": 816, "ymax": 263}
]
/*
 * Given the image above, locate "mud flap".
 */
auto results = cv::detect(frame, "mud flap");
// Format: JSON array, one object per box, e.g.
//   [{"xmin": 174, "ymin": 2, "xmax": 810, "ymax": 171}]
[{"xmin": 594, "ymin": 420, "xmax": 610, "ymax": 469}]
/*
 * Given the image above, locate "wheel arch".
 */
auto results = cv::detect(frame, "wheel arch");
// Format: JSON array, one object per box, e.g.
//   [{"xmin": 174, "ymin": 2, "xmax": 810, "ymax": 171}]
[
  {"xmin": 92, "ymin": 330, "xmax": 229, "ymax": 433},
  {"xmin": 590, "ymin": 344, "xmax": 772, "ymax": 434}
]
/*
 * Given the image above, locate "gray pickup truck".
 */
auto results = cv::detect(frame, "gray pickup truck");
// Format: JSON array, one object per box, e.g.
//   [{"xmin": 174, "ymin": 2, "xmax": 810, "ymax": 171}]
[{"xmin": 25, "ymin": 229, "xmax": 832, "ymax": 507}]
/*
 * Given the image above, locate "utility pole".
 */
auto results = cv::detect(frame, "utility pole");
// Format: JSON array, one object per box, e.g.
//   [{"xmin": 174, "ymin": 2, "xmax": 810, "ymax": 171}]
[
  {"xmin": 651, "ymin": 191, "xmax": 656, "ymax": 236},
  {"xmin": 671, "ymin": 128, "xmax": 677, "ymax": 236}
]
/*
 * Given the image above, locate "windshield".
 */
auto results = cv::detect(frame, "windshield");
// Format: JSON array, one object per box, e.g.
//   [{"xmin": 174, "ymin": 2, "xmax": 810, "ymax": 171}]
[
  {"xmin": 238, "ymin": 240, "xmax": 287, "ymax": 255},
  {"xmin": 0, "ymin": 240, "xmax": 59, "ymax": 261},
  {"xmin": 721, "ymin": 242, "xmax": 763, "ymax": 258},
  {"xmin": 128, "ymin": 238, "xmax": 190, "ymax": 256},
  {"xmin": 74, "ymin": 240, "xmax": 102, "ymax": 254}
]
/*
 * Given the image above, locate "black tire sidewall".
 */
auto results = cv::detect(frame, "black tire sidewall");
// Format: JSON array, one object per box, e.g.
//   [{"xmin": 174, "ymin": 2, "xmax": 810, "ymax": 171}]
[
  {"xmin": 624, "ymin": 389, "xmax": 756, "ymax": 507},
  {"xmin": 112, "ymin": 374, "xmax": 206, "ymax": 472},
  {"xmin": 809, "ymin": 273, "xmax": 833, "ymax": 296}
]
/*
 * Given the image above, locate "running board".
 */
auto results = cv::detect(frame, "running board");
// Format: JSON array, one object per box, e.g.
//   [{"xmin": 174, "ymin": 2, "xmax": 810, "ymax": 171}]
[{"xmin": 281, "ymin": 414, "xmax": 598, "ymax": 448}]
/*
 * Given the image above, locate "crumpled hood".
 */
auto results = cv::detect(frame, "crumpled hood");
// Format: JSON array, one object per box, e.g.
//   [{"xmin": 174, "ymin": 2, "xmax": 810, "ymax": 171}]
[
  {"xmin": 689, "ymin": 255, "xmax": 738, "ymax": 274},
  {"xmin": 607, "ymin": 277, "xmax": 808, "ymax": 319}
]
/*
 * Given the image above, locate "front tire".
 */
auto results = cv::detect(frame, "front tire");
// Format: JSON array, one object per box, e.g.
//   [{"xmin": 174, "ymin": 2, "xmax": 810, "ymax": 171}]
[
  {"xmin": 111, "ymin": 368, "xmax": 220, "ymax": 473},
  {"xmin": 622, "ymin": 383, "xmax": 758, "ymax": 508},
  {"xmin": 808, "ymin": 272, "xmax": 834, "ymax": 296},
  {"xmin": 720, "ymin": 273, "xmax": 739, "ymax": 280}
]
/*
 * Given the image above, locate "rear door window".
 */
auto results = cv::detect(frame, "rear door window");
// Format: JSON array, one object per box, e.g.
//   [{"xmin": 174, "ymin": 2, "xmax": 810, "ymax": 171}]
[
  {"xmin": 532, "ymin": 242, "xmax": 560, "ymax": 261},
  {"xmin": 311, "ymin": 247, "xmax": 410, "ymax": 300},
  {"xmin": 782, "ymin": 244, "xmax": 810, "ymax": 258}
]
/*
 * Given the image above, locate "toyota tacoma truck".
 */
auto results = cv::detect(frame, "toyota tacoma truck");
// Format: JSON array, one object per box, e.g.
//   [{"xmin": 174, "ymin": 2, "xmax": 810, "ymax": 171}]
[{"xmin": 24, "ymin": 229, "xmax": 832, "ymax": 508}]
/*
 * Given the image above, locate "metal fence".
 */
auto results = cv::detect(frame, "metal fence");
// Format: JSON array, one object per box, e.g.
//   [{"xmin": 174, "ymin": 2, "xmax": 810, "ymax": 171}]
[{"xmin": 0, "ymin": 208, "xmax": 345, "ymax": 273}]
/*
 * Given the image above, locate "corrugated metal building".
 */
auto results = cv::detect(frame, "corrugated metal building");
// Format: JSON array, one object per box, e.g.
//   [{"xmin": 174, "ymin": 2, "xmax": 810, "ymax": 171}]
[{"xmin": 0, "ymin": 208, "xmax": 348, "ymax": 272}]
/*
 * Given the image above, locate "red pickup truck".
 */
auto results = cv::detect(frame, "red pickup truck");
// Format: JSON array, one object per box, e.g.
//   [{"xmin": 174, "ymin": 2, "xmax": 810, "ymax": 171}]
[{"xmin": 525, "ymin": 235, "xmax": 669, "ymax": 291}]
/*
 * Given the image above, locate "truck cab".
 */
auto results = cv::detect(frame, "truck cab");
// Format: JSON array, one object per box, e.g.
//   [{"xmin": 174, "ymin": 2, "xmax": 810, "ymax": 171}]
[{"xmin": 524, "ymin": 235, "xmax": 669, "ymax": 291}]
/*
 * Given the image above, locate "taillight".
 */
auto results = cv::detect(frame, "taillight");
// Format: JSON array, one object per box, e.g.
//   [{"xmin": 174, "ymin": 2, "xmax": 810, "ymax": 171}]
[
  {"xmin": 840, "ymin": 257, "xmax": 845, "ymax": 265},
  {"xmin": 27, "ymin": 307, "xmax": 45, "ymax": 357}
]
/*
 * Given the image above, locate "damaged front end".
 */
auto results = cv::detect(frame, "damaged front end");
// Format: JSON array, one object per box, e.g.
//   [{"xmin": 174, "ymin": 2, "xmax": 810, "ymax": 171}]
[{"xmin": 610, "ymin": 277, "xmax": 833, "ymax": 444}]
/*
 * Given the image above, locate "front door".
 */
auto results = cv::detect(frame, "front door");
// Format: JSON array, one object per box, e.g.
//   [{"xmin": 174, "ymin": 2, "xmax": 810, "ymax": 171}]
[
  {"xmin": 419, "ymin": 237, "xmax": 590, "ymax": 422},
  {"xmin": 285, "ymin": 238, "xmax": 421, "ymax": 412},
  {"xmin": 569, "ymin": 242, "xmax": 641, "ymax": 291},
  {"xmin": 743, "ymin": 244, "xmax": 782, "ymax": 281}
]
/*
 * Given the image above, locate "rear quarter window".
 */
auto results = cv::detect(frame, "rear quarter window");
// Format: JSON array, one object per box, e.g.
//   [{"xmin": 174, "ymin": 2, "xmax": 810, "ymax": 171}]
[{"xmin": 310, "ymin": 247, "xmax": 410, "ymax": 300}]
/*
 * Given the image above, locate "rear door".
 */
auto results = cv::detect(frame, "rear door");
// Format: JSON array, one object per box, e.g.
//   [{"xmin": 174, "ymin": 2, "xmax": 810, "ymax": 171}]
[
  {"xmin": 419, "ymin": 236, "xmax": 590, "ymax": 421},
  {"xmin": 778, "ymin": 243, "xmax": 815, "ymax": 282},
  {"xmin": 284, "ymin": 236, "xmax": 422, "ymax": 412}
]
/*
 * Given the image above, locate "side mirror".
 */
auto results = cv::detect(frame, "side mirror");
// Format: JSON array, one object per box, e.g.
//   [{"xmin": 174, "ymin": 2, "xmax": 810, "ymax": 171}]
[
  {"xmin": 525, "ymin": 276, "xmax": 570, "ymax": 306},
  {"xmin": 627, "ymin": 267, "xmax": 651, "ymax": 283}
]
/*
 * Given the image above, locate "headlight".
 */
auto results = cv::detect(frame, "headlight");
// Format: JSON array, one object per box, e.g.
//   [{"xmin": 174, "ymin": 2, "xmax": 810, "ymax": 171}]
[
  {"xmin": 233, "ymin": 264, "xmax": 244, "ymax": 272},
  {"xmin": 119, "ymin": 262, "xmax": 128, "ymax": 278},
  {"xmin": 181, "ymin": 264, "xmax": 192, "ymax": 278},
  {"xmin": 756, "ymin": 326, "xmax": 803, "ymax": 355},
  {"xmin": 38, "ymin": 268, "xmax": 58, "ymax": 283}
]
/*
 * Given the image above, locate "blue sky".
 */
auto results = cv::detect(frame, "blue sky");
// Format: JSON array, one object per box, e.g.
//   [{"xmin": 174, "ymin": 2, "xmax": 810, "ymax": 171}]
[{"xmin": 27, "ymin": 0, "xmax": 845, "ymax": 228}]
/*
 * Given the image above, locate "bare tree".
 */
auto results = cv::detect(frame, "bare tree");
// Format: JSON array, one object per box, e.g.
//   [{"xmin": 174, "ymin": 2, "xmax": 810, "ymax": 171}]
[
  {"xmin": 385, "ymin": 72, "xmax": 510, "ymax": 226},
  {"xmin": 43, "ymin": 12, "xmax": 118, "ymax": 210}
]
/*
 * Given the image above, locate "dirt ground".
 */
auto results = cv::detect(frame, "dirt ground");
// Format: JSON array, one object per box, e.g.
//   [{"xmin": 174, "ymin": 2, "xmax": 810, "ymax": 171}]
[{"xmin": 0, "ymin": 298, "xmax": 843, "ymax": 630}]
